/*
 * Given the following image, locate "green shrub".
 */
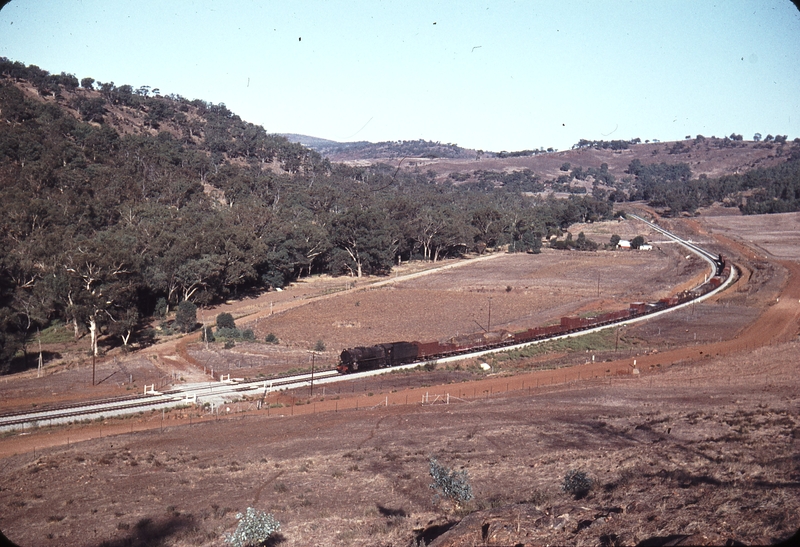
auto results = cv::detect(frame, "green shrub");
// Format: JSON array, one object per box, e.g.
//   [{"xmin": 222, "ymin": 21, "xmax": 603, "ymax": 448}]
[
  {"xmin": 216, "ymin": 327, "xmax": 255, "ymax": 342},
  {"xmin": 313, "ymin": 339, "xmax": 326, "ymax": 352},
  {"xmin": 155, "ymin": 297, "xmax": 168, "ymax": 318},
  {"xmin": 224, "ymin": 507, "xmax": 280, "ymax": 547},
  {"xmin": 216, "ymin": 312, "xmax": 236, "ymax": 330},
  {"xmin": 159, "ymin": 321, "xmax": 178, "ymax": 335},
  {"xmin": 216, "ymin": 327, "xmax": 242, "ymax": 339},
  {"xmin": 175, "ymin": 301, "xmax": 197, "ymax": 333},
  {"xmin": 429, "ymin": 456, "xmax": 473, "ymax": 506},
  {"xmin": 265, "ymin": 333, "xmax": 279, "ymax": 344},
  {"xmin": 562, "ymin": 469, "xmax": 592, "ymax": 498}
]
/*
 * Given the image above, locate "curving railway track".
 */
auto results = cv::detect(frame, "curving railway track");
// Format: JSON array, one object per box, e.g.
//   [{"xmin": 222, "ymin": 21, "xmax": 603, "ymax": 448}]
[
  {"xmin": 629, "ymin": 213, "xmax": 725, "ymax": 273},
  {"xmin": 0, "ymin": 216, "xmax": 735, "ymax": 432}
]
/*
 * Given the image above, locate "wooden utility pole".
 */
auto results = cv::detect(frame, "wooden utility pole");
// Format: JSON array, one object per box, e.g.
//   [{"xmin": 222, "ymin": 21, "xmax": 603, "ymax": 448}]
[
  {"xmin": 37, "ymin": 329, "xmax": 43, "ymax": 378},
  {"xmin": 310, "ymin": 352, "xmax": 316, "ymax": 396}
]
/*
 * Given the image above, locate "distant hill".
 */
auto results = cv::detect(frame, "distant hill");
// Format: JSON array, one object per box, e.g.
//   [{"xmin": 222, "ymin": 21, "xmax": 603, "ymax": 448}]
[
  {"xmin": 283, "ymin": 131, "xmax": 796, "ymax": 187},
  {"xmin": 408, "ymin": 137, "xmax": 794, "ymax": 184},
  {"xmin": 281, "ymin": 134, "xmax": 478, "ymax": 162},
  {"xmin": 280, "ymin": 133, "xmax": 342, "ymax": 149}
]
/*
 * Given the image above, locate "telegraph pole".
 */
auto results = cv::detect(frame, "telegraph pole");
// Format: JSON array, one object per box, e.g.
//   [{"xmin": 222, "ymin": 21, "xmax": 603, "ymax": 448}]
[
  {"xmin": 310, "ymin": 352, "xmax": 316, "ymax": 396},
  {"xmin": 203, "ymin": 308, "xmax": 209, "ymax": 350},
  {"xmin": 37, "ymin": 329, "xmax": 43, "ymax": 378}
]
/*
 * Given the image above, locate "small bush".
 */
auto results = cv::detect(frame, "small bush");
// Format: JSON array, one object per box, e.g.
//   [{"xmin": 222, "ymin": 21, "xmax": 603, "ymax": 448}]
[
  {"xmin": 216, "ymin": 327, "xmax": 242, "ymax": 339},
  {"xmin": 202, "ymin": 326, "xmax": 215, "ymax": 343},
  {"xmin": 224, "ymin": 507, "xmax": 280, "ymax": 547},
  {"xmin": 159, "ymin": 321, "xmax": 178, "ymax": 336},
  {"xmin": 155, "ymin": 297, "xmax": 168, "ymax": 318},
  {"xmin": 265, "ymin": 333, "xmax": 279, "ymax": 344},
  {"xmin": 429, "ymin": 456, "xmax": 473, "ymax": 506},
  {"xmin": 313, "ymin": 339, "xmax": 326, "ymax": 352},
  {"xmin": 562, "ymin": 469, "xmax": 592, "ymax": 498},
  {"xmin": 216, "ymin": 312, "xmax": 236, "ymax": 330},
  {"xmin": 175, "ymin": 301, "xmax": 197, "ymax": 333},
  {"xmin": 241, "ymin": 329, "xmax": 255, "ymax": 341}
]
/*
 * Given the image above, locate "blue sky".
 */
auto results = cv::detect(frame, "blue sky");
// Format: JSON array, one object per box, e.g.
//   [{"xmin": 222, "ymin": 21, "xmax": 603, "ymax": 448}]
[{"xmin": 1, "ymin": 0, "xmax": 798, "ymax": 152}]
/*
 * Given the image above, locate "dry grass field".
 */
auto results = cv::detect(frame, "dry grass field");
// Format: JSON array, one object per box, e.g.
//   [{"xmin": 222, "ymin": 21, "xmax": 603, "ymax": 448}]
[{"xmin": 1, "ymin": 213, "xmax": 799, "ymax": 547}]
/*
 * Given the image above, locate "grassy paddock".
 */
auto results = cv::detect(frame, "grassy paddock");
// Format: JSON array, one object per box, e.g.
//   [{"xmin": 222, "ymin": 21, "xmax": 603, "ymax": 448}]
[{"xmin": 493, "ymin": 330, "xmax": 625, "ymax": 363}]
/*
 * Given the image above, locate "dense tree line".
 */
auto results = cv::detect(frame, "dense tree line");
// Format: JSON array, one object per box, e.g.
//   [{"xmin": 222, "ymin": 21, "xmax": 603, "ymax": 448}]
[
  {"xmin": 571, "ymin": 138, "xmax": 639, "ymax": 151},
  {"xmin": 304, "ymin": 138, "xmax": 472, "ymax": 161},
  {"xmin": 624, "ymin": 148, "xmax": 800, "ymax": 215},
  {"xmin": 495, "ymin": 147, "xmax": 556, "ymax": 158},
  {"xmin": 626, "ymin": 160, "xmax": 694, "ymax": 208},
  {"xmin": 0, "ymin": 62, "xmax": 615, "ymax": 372}
]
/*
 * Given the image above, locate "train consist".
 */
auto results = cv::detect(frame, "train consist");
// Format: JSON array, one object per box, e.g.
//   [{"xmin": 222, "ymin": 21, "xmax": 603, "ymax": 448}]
[{"xmin": 336, "ymin": 255, "xmax": 731, "ymax": 374}]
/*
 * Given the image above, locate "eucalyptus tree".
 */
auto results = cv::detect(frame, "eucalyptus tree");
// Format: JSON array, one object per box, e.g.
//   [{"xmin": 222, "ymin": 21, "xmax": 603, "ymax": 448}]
[{"xmin": 331, "ymin": 207, "xmax": 396, "ymax": 277}]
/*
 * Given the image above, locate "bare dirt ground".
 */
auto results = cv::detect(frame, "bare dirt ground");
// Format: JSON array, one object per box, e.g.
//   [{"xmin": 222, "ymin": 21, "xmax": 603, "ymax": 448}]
[{"xmin": 1, "ymin": 213, "xmax": 799, "ymax": 547}]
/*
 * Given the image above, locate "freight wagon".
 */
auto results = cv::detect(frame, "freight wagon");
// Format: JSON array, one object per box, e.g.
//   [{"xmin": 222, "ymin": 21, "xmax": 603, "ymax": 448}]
[{"xmin": 336, "ymin": 256, "xmax": 732, "ymax": 373}]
